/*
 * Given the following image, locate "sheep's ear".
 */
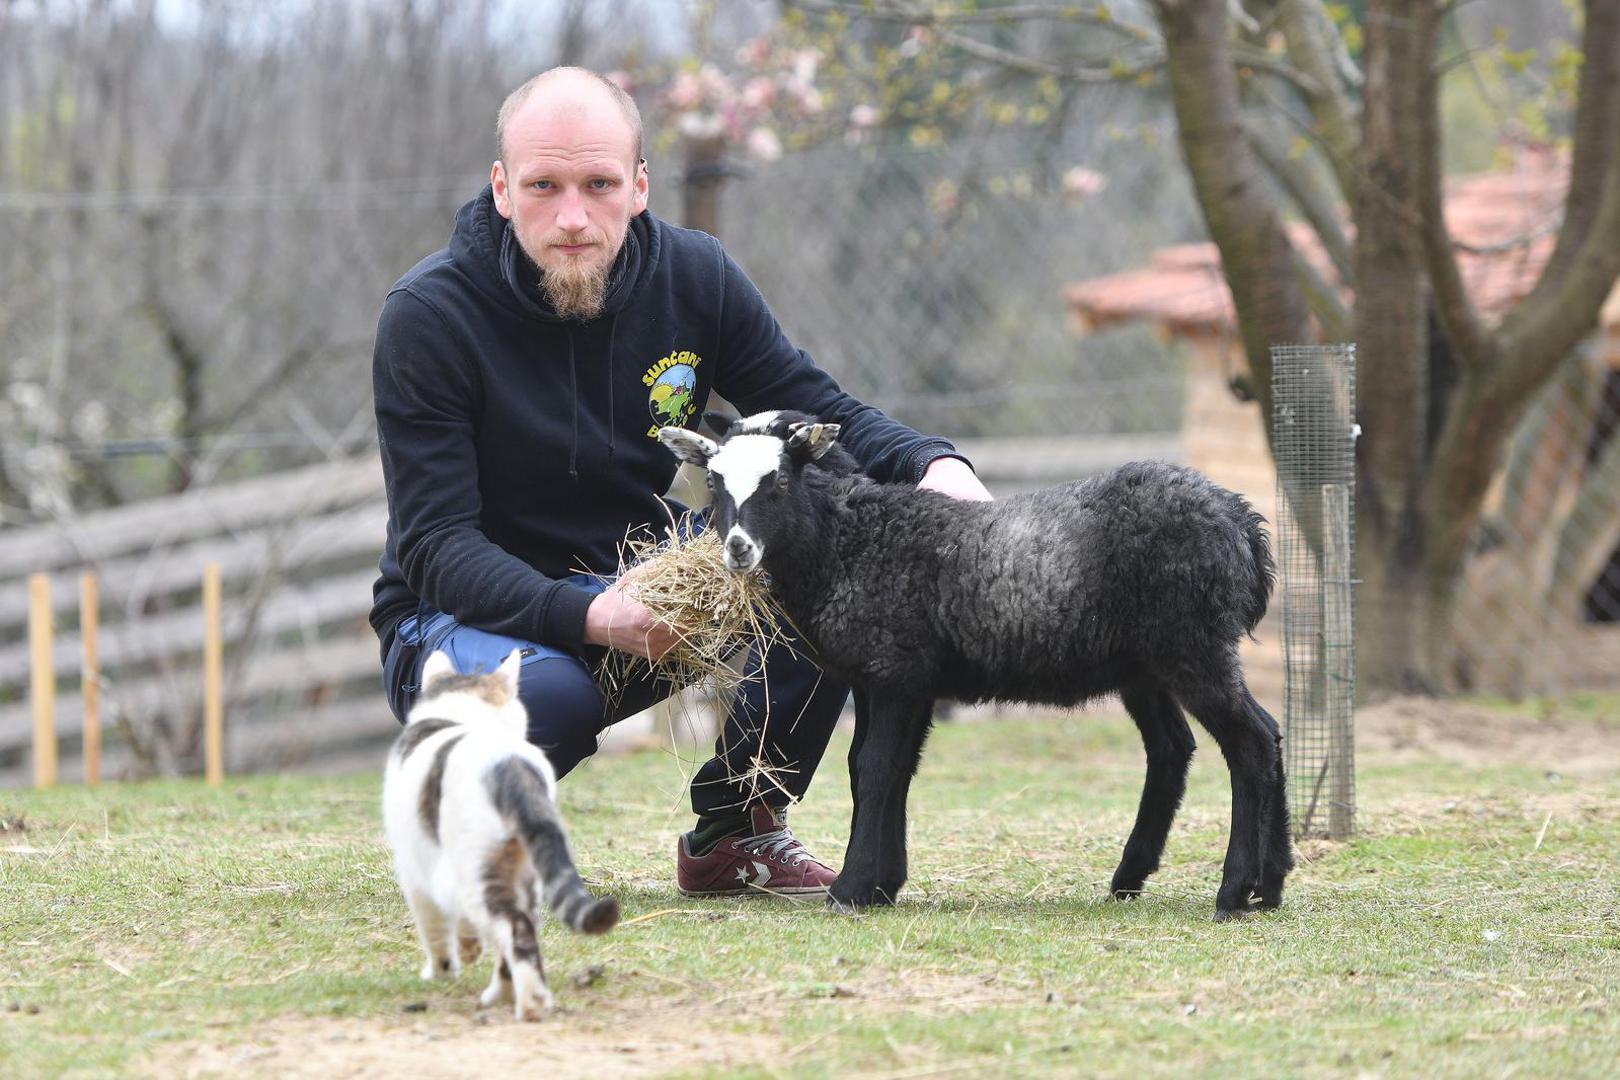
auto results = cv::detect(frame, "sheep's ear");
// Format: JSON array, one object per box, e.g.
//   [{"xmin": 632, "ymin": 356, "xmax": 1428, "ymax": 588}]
[
  {"xmin": 658, "ymin": 426, "xmax": 718, "ymax": 466},
  {"xmin": 701, "ymin": 410, "xmax": 736, "ymax": 436},
  {"xmin": 420, "ymin": 649, "xmax": 456, "ymax": 690},
  {"xmin": 786, "ymin": 422, "xmax": 842, "ymax": 462}
]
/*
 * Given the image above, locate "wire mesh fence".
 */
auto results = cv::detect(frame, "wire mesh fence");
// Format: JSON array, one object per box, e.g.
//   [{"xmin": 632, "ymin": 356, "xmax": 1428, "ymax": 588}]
[{"xmin": 1272, "ymin": 344, "xmax": 1358, "ymax": 839}]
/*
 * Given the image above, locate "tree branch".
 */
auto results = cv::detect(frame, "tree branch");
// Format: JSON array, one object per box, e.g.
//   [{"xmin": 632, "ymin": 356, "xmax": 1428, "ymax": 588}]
[
  {"xmin": 1413, "ymin": 3, "xmax": 1494, "ymax": 371},
  {"xmin": 1245, "ymin": 118, "xmax": 1355, "ymax": 283},
  {"xmin": 789, "ymin": 0, "xmax": 1326, "ymax": 95},
  {"xmin": 1272, "ymin": 0, "xmax": 1362, "ymax": 203},
  {"xmin": 784, "ymin": 0, "xmax": 1158, "ymax": 39},
  {"xmin": 1151, "ymin": 0, "xmax": 1313, "ymax": 424},
  {"xmin": 1532, "ymin": 0, "xmax": 1620, "ymax": 293}
]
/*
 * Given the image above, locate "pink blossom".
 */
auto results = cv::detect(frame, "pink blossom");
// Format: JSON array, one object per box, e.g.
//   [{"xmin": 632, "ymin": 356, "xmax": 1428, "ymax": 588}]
[
  {"xmin": 850, "ymin": 104, "xmax": 880, "ymax": 128},
  {"xmin": 665, "ymin": 71, "xmax": 701, "ymax": 110},
  {"xmin": 741, "ymin": 76, "xmax": 777, "ymax": 112},
  {"xmin": 746, "ymin": 127, "xmax": 783, "ymax": 162},
  {"xmin": 1061, "ymin": 166, "xmax": 1108, "ymax": 197}
]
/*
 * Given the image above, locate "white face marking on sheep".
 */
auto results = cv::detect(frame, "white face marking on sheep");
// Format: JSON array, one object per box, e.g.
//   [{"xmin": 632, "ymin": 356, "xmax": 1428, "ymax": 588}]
[
  {"xmin": 707, "ymin": 434, "xmax": 785, "ymax": 571},
  {"xmin": 730, "ymin": 410, "xmax": 781, "ymax": 435}
]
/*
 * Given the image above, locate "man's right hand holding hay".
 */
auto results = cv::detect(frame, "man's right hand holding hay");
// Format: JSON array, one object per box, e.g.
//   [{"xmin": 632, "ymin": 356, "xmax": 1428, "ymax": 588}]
[{"xmin": 584, "ymin": 564, "xmax": 683, "ymax": 661}]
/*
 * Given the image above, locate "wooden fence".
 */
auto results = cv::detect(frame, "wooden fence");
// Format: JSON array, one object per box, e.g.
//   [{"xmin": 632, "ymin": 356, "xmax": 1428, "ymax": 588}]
[{"xmin": 0, "ymin": 456, "xmax": 389, "ymax": 788}]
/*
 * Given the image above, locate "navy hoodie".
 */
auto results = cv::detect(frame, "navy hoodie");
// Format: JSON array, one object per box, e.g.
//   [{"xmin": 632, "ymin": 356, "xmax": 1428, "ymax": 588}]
[{"xmin": 370, "ymin": 189, "xmax": 964, "ymax": 656}]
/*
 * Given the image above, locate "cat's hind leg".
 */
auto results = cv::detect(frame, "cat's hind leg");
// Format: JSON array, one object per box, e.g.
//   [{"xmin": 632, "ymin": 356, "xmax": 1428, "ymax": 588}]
[
  {"xmin": 483, "ymin": 910, "xmax": 552, "ymax": 1020},
  {"xmin": 406, "ymin": 890, "xmax": 457, "ymax": 981},
  {"xmin": 479, "ymin": 953, "xmax": 512, "ymax": 1008}
]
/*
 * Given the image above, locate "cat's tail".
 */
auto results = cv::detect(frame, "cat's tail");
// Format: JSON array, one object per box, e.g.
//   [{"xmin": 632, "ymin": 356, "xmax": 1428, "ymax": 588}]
[{"xmin": 487, "ymin": 757, "xmax": 621, "ymax": 935}]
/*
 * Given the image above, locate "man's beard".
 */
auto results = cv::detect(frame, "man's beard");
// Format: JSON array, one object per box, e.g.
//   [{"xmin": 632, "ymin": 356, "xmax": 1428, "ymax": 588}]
[{"xmin": 531, "ymin": 225, "xmax": 629, "ymax": 321}]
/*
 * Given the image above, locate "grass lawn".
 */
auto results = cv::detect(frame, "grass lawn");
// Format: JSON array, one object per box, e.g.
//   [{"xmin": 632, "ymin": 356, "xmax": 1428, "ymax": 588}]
[{"xmin": 2, "ymin": 699, "xmax": 1618, "ymax": 1078}]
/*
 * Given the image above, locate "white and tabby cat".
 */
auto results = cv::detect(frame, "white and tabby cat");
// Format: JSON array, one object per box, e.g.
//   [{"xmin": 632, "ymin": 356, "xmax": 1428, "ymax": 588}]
[{"xmin": 382, "ymin": 648, "xmax": 619, "ymax": 1020}]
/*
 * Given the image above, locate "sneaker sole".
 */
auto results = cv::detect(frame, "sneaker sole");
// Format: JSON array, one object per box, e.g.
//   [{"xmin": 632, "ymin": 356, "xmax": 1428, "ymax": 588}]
[{"xmin": 677, "ymin": 884, "xmax": 831, "ymax": 898}]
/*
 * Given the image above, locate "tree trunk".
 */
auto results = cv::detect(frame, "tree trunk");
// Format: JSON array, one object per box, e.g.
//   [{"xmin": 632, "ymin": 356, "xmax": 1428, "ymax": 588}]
[{"xmin": 1351, "ymin": 0, "xmax": 1439, "ymax": 691}]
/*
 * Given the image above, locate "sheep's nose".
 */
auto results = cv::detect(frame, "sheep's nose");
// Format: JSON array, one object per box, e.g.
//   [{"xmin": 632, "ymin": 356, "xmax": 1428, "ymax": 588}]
[{"xmin": 726, "ymin": 534, "xmax": 753, "ymax": 560}]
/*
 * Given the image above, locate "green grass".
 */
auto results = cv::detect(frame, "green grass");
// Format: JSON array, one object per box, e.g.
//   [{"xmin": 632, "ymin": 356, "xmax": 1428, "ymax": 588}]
[{"xmin": 3, "ymin": 706, "xmax": 1619, "ymax": 1078}]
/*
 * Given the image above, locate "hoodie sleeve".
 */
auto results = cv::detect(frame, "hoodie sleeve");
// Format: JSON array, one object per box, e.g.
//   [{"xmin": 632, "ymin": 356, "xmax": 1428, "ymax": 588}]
[
  {"xmin": 710, "ymin": 246, "xmax": 970, "ymax": 484},
  {"xmin": 373, "ymin": 289, "xmax": 596, "ymax": 648}
]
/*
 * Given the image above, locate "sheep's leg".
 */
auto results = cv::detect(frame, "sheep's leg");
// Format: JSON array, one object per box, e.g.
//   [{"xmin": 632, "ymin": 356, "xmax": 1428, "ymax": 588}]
[
  {"xmin": 1179, "ymin": 684, "xmax": 1276, "ymax": 921},
  {"xmin": 1243, "ymin": 689, "xmax": 1293, "ymax": 910},
  {"xmin": 845, "ymin": 690, "xmax": 869, "ymax": 845},
  {"xmin": 1111, "ymin": 681, "xmax": 1196, "ymax": 900},
  {"xmin": 830, "ymin": 694, "xmax": 933, "ymax": 911}
]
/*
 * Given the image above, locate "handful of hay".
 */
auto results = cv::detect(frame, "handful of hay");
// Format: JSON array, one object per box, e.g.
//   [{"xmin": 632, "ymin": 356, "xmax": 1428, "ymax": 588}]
[{"xmin": 592, "ymin": 515, "xmax": 797, "ymax": 710}]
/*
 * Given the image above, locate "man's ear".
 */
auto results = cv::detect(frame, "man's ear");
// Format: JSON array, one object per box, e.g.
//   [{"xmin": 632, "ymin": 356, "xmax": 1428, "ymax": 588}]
[
  {"xmin": 491, "ymin": 159, "xmax": 513, "ymax": 219},
  {"xmin": 785, "ymin": 422, "xmax": 842, "ymax": 461},
  {"xmin": 658, "ymin": 426, "xmax": 719, "ymax": 466},
  {"xmin": 632, "ymin": 157, "xmax": 650, "ymax": 215},
  {"xmin": 702, "ymin": 411, "xmax": 736, "ymax": 436}
]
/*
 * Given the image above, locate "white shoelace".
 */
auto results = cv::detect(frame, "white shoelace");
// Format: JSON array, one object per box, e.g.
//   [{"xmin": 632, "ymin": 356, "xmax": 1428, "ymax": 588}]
[{"xmin": 747, "ymin": 828, "xmax": 813, "ymax": 867}]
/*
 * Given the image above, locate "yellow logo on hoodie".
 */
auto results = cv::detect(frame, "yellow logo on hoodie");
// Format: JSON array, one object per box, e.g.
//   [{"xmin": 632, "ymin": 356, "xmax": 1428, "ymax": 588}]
[{"xmin": 644, "ymin": 350, "xmax": 702, "ymax": 436}]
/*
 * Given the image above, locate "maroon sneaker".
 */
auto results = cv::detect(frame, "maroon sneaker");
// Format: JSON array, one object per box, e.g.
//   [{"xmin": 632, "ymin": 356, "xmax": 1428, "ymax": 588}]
[{"xmin": 677, "ymin": 804, "xmax": 837, "ymax": 897}]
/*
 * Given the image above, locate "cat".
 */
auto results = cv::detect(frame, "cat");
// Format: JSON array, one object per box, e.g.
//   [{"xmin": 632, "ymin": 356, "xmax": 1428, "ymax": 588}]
[{"xmin": 382, "ymin": 647, "xmax": 619, "ymax": 1020}]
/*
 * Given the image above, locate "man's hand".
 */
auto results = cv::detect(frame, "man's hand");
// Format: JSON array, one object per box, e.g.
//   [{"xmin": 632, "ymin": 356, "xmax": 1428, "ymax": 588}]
[
  {"xmin": 919, "ymin": 456, "xmax": 993, "ymax": 502},
  {"xmin": 583, "ymin": 566, "xmax": 683, "ymax": 660}
]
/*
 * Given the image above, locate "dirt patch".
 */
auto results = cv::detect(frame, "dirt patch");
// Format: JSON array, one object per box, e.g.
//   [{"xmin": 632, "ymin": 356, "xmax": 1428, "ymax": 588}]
[
  {"xmin": 1355, "ymin": 695, "xmax": 1620, "ymax": 775},
  {"xmin": 144, "ymin": 999, "xmax": 776, "ymax": 1080},
  {"xmin": 139, "ymin": 967, "xmax": 1030, "ymax": 1079}
]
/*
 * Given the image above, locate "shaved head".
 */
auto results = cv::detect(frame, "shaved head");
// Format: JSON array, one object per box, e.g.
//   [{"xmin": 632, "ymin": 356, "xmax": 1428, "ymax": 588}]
[{"xmin": 496, "ymin": 67, "xmax": 643, "ymax": 168}]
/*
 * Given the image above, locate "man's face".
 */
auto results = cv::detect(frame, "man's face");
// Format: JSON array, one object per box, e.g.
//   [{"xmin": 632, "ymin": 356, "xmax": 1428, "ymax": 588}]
[{"xmin": 492, "ymin": 93, "xmax": 649, "ymax": 320}]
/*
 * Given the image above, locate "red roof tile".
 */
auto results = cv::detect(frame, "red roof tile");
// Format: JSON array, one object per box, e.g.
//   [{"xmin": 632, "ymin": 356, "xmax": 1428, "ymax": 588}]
[{"xmin": 1064, "ymin": 153, "xmax": 1617, "ymax": 336}]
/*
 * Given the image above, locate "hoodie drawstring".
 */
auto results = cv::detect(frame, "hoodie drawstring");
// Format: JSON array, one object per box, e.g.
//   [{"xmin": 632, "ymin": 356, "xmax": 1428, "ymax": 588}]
[
  {"xmin": 567, "ymin": 330, "xmax": 580, "ymax": 483},
  {"xmin": 606, "ymin": 314, "xmax": 619, "ymax": 462}
]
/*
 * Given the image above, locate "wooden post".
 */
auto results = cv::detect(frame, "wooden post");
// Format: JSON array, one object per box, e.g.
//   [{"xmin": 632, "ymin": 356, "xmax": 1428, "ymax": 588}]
[
  {"xmin": 203, "ymin": 562, "xmax": 224, "ymax": 786},
  {"xmin": 1322, "ymin": 485, "xmax": 1355, "ymax": 839},
  {"xmin": 81, "ymin": 572, "xmax": 100, "ymax": 785},
  {"xmin": 29, "ymin": 573, "xmax": 57, "ymax": 789}
]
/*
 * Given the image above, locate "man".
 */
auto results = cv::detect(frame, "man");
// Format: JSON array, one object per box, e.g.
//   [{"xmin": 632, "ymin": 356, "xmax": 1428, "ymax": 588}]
[{"xmin": 371, "ymin": 67, "xmax": 991, "ymax": 897}]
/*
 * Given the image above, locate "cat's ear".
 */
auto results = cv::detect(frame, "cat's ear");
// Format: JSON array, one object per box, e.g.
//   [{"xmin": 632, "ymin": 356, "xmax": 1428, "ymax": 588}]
[
  {"xmin": 495, "ymin": 648, "xmax": 524, "ymax": 699},
  {"xmin": 420, "ymin": 649, "xmax": 456, "ymax": 689}
]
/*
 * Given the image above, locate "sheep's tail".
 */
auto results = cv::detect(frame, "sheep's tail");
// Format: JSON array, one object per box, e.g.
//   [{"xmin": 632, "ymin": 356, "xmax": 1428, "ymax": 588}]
[
  {"xmin": 486, "ymin": 758, "xmax": 620, "ymax": 935},
  {"xmin": 1241, "ymin": 507, "xmax": 1276, "ymax": 636}
]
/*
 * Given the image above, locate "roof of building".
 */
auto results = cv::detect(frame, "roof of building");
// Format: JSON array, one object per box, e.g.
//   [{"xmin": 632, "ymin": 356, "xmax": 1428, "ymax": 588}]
[{"xmin": 1063, "ymin": 151, "xmax": 1619, "ymax": 337}]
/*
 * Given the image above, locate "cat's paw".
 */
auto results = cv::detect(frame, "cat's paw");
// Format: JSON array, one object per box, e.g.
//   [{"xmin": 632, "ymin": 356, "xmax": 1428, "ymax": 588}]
[{"xmin": 514, "ymin": 988, "xmax": 555, "ymax": 1022}]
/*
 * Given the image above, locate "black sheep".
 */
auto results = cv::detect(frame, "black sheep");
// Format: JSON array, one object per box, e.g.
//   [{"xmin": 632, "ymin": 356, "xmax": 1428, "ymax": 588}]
[{"xmin": 661, "ymin": 411, "xmax": 1292, "ymax": 921}]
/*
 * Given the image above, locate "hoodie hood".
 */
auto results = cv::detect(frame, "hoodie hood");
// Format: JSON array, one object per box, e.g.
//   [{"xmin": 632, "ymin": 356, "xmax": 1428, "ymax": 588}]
[{"xmin": 446, "ymin": 185, "xmax": 655, "ymax": 324}]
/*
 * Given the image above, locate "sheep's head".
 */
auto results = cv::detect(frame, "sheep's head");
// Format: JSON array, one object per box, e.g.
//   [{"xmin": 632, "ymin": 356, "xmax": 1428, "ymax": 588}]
[{"xmin": 658, "ymin": 412, "xmax": 841, "ymax": 572}]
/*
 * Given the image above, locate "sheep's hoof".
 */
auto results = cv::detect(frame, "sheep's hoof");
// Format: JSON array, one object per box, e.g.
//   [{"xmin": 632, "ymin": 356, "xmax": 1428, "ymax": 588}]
[
  {"xmin": 1250, "ymin": 876, "xmax": 1286, "ymax": 911},
  {"xmin": 1212, "ymin": 905, "xmax": 1254, "ymax": 923},
  {"xmin": 827, "ymin": 880, "xmax": 897, "ymax": 912},
  {"xmin": 1108, "ymin": 878, "xmax": 1146, "ymax": 900},
  {"xmin": 826, "ymin": 894, "xmax": 868, "ymax": 916}
]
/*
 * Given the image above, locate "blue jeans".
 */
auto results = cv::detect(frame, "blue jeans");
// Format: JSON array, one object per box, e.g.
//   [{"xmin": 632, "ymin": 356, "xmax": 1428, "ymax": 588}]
[{"xmin": 381, "ymin": 573, "xmax": 848, "ymax": 818}]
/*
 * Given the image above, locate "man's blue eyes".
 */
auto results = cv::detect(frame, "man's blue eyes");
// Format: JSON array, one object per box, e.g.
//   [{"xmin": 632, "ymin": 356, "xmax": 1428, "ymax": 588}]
[{"xmin": 530, "ymin": 180, "xmax": 614, "ymax": 191}]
